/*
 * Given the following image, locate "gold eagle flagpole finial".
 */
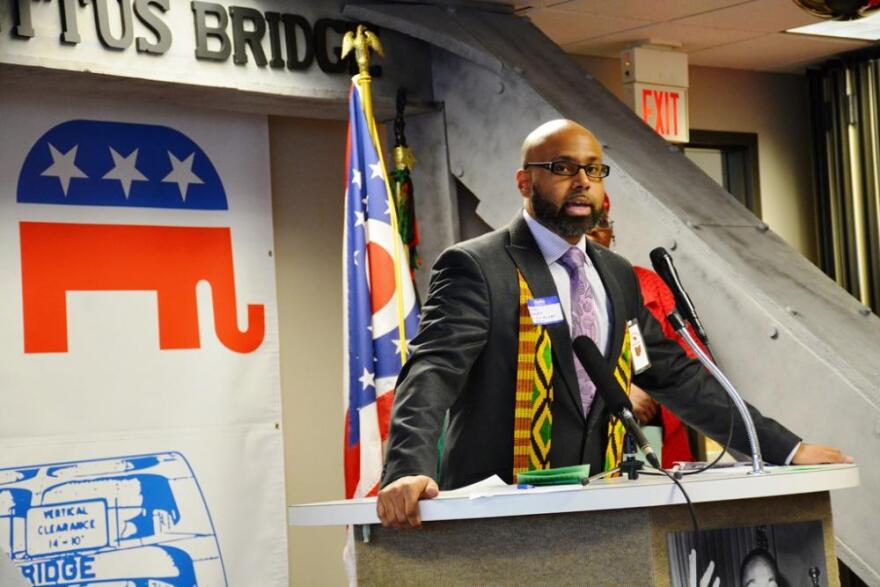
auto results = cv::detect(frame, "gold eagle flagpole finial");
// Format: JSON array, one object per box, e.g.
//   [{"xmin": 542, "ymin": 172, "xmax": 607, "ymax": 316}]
[
  {"xmin": 341, "ymin": 24, "xmax": 384, "ymax": 79},
  {"xmin": 341, "ymin": 24, "xmax": 384, "ymax": 136}
]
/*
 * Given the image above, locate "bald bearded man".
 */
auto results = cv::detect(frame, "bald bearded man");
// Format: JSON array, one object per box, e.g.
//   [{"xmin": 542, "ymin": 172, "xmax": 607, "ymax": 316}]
[{"xmin": 377, "ymin": 120, "xmax": 851, "ymax": 529}]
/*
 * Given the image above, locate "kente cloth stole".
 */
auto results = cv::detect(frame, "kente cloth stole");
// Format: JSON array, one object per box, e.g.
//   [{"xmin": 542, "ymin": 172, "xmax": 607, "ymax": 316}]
[
  {"xmin": 513, "ymin": 272, "xmax": 554, "ymax": 476},
  {"xmin": 603, "ymin": 328, "xmax": 633, "ymax": 473},
  {"xmin": 512, "ymin": 272, "xmax": 634, "ymax": 478}
]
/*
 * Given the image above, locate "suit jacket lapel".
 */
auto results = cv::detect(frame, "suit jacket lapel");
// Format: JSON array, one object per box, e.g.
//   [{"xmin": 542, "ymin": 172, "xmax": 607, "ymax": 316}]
[
  {"xmin": 505, "ymin": 215, "xmax": 584, "ymax": 422},
  {"xmin": 585, "ymin": 240, "xmax": 626, "ymax": 369}
]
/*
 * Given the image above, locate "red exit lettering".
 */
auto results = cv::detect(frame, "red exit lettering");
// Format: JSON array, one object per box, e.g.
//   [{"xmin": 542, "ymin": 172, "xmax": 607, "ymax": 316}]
[{"xmin": 641, "ymin": 88, "xmax": 681, "ymax": 136}]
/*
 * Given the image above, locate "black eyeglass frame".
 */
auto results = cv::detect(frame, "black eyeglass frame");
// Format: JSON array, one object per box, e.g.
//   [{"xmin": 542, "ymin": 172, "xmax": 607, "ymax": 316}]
[{"xmin": 524, "ymin": 160, "xmax": 611, "ymax": 179}]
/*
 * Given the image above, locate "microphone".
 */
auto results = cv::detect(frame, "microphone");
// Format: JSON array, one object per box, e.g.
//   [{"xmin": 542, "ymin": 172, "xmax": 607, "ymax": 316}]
[
  {"xmin": 649, "ymin": 247, "xmax": 709, "ymax": 347},
  {"xmin": 572, "ymin": 336, "xmax": 661, "ymax": 469}
]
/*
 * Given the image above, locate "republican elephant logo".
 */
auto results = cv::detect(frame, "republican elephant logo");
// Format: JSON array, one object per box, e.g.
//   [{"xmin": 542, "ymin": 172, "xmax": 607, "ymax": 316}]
[
  {"xmin": 15, "ymin": 119, "xmax": 265, "ymax": 354},
  {"xmin": 20, "ymin": 222, "xmax": 264, "ymax": 354}
]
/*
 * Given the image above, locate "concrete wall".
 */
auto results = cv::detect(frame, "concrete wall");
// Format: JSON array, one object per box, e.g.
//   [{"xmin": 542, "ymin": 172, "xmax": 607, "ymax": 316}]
[{"xmin": 570, "ymin": 55, "xmax": 817, "ymax": 263}]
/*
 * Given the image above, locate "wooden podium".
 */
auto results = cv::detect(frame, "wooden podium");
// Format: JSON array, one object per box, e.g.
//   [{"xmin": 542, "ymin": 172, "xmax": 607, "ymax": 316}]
[{"xmin": 289, "ymin": 464, "xmax": 859, "ymax": 586}]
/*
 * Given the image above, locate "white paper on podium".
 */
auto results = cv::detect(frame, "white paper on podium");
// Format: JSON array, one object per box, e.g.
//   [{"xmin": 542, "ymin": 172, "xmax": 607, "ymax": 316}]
[{"xmin": 439, "ymin": 475, "xmax": 508, "ymax": 499}]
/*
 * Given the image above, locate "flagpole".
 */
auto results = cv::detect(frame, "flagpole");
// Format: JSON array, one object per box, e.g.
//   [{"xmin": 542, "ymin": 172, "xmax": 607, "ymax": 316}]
[{"xmin": 343, "ymin": 25, "xmax": 409, "ymax": 365}]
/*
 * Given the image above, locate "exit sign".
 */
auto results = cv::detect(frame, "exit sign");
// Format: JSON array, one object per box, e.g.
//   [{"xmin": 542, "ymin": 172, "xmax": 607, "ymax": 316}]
[{"xmin": 626, "ymin": 82, "xmax": 689, "ymax": 143}]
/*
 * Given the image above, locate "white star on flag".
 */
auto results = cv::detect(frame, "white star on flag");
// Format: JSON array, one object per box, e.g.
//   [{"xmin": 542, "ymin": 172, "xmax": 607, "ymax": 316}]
[
  {"xmin": 102, "ymin": 147, "xmax": 147, "ymax": 199},
  {"xmin": 41, "ymin": 144, "xmax": 87, "ymax": 196},
  {"xmin": 369, "ymin": 161, "xmax": 384, "ymax": 180},
  {"xmin": 352, "ymin": 169, "xmax": 362, "ymax": 188},
  {"xmin": 358, "ymin": 367, "xmax": 376, "ymax": 390},
  {"xmin": 354, "ymin": 211, "xmax": 366, "ymax": 227},
  {"xmin": 162, "ymin": 152, "xmax": 204, "ymax": 201},
  {"xmin": 353, "ymin": 250, "xmax": 360, "ymax": 266},
  {"xmin": 392, "ymin": 337, "xmax": 413, "ymax": 356}
]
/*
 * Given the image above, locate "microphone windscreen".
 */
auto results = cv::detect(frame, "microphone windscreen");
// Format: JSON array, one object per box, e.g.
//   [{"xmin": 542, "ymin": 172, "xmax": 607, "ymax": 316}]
[
  {"xmin": 571, "ymin": 336, "xmax": 632, "ymax": 413},
  {"xmin": 649, "ymin": 247, "xmax": 669, "ymax": 273}
]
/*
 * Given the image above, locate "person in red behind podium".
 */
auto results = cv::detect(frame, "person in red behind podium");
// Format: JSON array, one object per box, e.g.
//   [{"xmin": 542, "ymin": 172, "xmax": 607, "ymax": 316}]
[
  {"xmin": 377, "ymin": 119, "xmax": 851, "ymax": 529},
  {"xmin": 587, "ymin": 193, "xmax": 695, "ymax": 468}
]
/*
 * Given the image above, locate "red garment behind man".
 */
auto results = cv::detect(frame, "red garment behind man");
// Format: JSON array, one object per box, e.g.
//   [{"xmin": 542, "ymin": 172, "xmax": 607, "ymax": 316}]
[{"xmin": 633, "ymin": 265, "xmax": 698, "ymax": 467}]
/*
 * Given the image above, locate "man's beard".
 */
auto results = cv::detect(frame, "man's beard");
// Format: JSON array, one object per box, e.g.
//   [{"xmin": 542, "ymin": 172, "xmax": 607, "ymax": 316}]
[{"xmin": 530, "ymin": 187, "xmax": 600, "ymax": 238}]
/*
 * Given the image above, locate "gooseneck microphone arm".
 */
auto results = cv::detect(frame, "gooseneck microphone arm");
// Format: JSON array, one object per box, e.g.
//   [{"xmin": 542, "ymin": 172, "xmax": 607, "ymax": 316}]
[{"xmin": 666, "ymin": 311, "xmax": 765, "ymax": 474}]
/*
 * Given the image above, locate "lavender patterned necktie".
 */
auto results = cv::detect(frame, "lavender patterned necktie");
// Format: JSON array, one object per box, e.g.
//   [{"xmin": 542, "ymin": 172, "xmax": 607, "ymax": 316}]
[{"xmin": 558, "ymin": 247, "xmax": 599, "ymax": 415}]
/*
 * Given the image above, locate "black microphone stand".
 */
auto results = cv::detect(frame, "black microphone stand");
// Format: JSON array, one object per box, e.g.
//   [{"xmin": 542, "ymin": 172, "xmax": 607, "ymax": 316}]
[{"xmin": 620, "ymin": 433, "xmax": 644, "ymax": 480}]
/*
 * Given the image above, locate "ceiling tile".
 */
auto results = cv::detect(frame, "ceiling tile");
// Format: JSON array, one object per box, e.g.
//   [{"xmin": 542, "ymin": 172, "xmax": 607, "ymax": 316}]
[
  {"xmin": 520, "ymin": 0, "xmax": 875, "ymax": 70},
  {"xmin": 674, "ymin": 0, "xmax": 825, "ymax": 33},
  {"xmin": 525, "ymin": 8, "xmax": 651, "ymax": 45},
  {"xmin": 529, "ymin": 0, "xmax": 747, "ymax": 22},
  {"xmin": 687, "ymin": 32, "xmax": 871, "ymax": 71},
  {"xmin": 563, "ymin": 22, "xmax": 764, "ymax": 57}
]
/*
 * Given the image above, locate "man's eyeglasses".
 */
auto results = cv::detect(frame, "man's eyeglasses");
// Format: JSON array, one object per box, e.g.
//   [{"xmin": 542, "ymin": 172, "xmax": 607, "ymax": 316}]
[{"xmin": 524, "ymin": 161, "xmax": 611, "ymax": 179}]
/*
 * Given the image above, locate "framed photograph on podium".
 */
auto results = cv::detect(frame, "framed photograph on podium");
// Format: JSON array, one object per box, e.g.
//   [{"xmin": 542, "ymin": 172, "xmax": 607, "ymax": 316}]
[{"xmin": 667, "ymin": 521, "xmax": 827, "ymax": 587}]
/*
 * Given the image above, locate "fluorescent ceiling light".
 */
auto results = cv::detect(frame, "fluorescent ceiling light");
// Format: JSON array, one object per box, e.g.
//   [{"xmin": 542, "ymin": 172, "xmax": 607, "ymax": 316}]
[{"xmin": 787, "ymin": 11, "xmax": 880, "ymax": 40}]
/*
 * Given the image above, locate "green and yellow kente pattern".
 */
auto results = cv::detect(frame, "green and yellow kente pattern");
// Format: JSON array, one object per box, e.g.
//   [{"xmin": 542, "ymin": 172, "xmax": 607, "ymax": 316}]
[
  {"xmin": 513, "ymin": 272, "xmax": 554, "ymax": 476},
  {"xmin": 603, "ymin": 328, "xmax": 632, "ymax": 473}
]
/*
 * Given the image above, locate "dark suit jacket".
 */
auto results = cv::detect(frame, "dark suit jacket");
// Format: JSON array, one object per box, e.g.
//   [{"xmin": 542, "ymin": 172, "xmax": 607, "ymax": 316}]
[{"xmin": 382, "ymin": 214, "xmax": 801, "ymax": 490}]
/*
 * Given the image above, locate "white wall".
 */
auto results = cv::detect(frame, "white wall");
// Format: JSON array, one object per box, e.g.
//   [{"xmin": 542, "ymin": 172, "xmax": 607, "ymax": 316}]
[
  {"xmin": 570, "ymin": 55, "xmax": 818, "ymax": 263},
  {"xmin": 270, "ymin": 116, "xmax": 348, "ymax": 586}
]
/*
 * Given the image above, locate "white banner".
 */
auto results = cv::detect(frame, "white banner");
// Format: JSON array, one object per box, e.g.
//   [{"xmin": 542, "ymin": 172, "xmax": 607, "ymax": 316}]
[{"xmin": 0, "ymin": 90, "xmax": 287, "ymax": 586}]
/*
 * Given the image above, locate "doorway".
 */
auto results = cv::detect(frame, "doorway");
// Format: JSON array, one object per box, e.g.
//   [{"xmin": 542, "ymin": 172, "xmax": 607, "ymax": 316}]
[{"xmin": 683, "ymin": 130, "xmax": 761, "ymax": 217}]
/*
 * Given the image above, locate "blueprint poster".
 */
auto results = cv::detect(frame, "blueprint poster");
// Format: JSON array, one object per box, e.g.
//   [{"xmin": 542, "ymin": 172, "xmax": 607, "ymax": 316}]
[{"xmin": 0, "ymin": 91, "xmax": 288, "ymax": 585}]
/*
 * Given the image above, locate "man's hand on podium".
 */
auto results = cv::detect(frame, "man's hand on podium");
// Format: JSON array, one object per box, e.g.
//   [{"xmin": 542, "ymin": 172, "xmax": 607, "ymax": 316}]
[
  {"xmin": 792, "ymin": 443, "xmax": 853, "ymax": 465},
  {"xmin": 376, "ymin": 475, "xmax": 440, "ymax": 529}
]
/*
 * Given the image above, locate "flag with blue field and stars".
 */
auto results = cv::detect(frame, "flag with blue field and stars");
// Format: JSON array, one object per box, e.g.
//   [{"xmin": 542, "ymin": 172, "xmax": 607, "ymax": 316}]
[{"xmin": 343, "ymin": 82, "xmax": 420, "ymax": 500}]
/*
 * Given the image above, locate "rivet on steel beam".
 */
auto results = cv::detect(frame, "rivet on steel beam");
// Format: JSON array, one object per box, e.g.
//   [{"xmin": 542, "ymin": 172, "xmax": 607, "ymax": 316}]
[
  {"xmin": 669, "ymin": 240, "xmax": 677, "ymax": 251},
  {"xmin": 785, "ymin": 306, "xmax": 799, "ymax": 316},
  {"xmin": 453, "ymin": 166, "xmax": 464, "ymax": 178},
  {"xmin": 757, "ymin": 223, "xmax": 769, "ymax": 233},
  {"xmin": 686, "ymin": 220, "xmax": 699, "ymax": 230},
  {"xmin": 859, "ymin": 306, "xmax": 872, "ymax": 316},
  {"xmin": 768, "ymin": 327, "xmax": 779, "ymax": 340},
  {"xmin": 497, "ymin": 81, "xmax": 505, "ymax": 94},
  {"xmin": 513, "ymin": 65, "xmax": 524, "ymax": 74}
]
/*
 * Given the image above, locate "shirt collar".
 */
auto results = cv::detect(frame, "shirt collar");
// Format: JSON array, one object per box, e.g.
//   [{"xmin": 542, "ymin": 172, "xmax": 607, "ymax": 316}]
[{"xmin": 522, "ymin": 209, "xmax": 588, "ymax": 265}]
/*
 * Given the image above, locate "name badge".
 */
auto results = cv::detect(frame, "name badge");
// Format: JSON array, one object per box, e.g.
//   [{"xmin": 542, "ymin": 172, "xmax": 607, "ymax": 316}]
[
  {"xmin": 527, "ymin": 296, "xmax": 564, "ymax": 325},
  {"xmin": 627, "ymin": 319, "xmax": 651, "ymax": 374}
]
